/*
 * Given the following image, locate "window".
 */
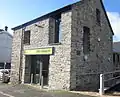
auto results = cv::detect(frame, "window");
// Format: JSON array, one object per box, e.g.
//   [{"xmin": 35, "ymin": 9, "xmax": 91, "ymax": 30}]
[
  {"xmin": 0, "ymin": 63, "xmax": 4, "ymax": 69},
  {"xmin": 54, "ymin": 15, "xmax": 61, "ymax": 43},
  {"xmin": 5, "ymin": 63, "xmax": 11, "ymax": 69},
  {"xmin": 117, "ymin": 54, "xmax": 119, "ymax": 63},
  {"xmin": 24, "ymin": 30, "xmax": 30, "ymax": 44},
  {"xmin": 49, "ymin": 14, "xmax": 61, "ymax": 44},
  {"xmin": 113, "ymin": 53, "xmax": 115, "ymax": 64},
  {"xmin": 96, "ymin": 8, "xmax": 101, "ymax": 25},
  {"xmin": 0, "ymin": 63, "xmax": 10, "ymax": 69},
  {"xmin": 83, "ymin": 26, "xmax": 90, "ymax": 55}
]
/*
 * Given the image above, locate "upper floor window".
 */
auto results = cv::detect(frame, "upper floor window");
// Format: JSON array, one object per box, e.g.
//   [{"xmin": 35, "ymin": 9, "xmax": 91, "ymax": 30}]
[
  {"xmin": 83, "ymin": 26, "xmax": 90, "ymax": 55},
  {"xmin": 24, "ymin": 30, "xmax": 30, "ymax": 45},
  {"xmin": 49, "ymin": 14, "xmax": 61, "ymax": 44},
  {"xmin": 96, "ymin": 8, "xmax": 101, "ymax": 25},
  {"xmin": 54, "ymin": 15, "xmax": 61, "ymax": 43}
]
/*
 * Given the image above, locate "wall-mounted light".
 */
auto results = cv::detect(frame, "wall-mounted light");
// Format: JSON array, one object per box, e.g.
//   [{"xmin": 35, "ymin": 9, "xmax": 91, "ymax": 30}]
[
  {"xmin": 34, "ymin": 24, "xmax": 44, "ymax": 28},
  {"xmin": 84, "ymin": 55, "xmax": 88, "ymax": 61},
  {"xmin": 98, "ymin": 38, "xmax": 101, "ymax": 42},
  {"xmin": 108, "ymin": 58, "xmax": 111, "ymax": 61}
]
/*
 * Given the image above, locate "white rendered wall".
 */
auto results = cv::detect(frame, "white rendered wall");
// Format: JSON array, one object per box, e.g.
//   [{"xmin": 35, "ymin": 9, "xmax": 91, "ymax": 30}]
[{"xmin": 0, "ymin": 31, "xmax": 12, "ymax": 63}]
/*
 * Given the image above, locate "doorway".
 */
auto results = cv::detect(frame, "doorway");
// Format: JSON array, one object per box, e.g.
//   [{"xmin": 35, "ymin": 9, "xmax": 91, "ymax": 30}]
[{"xmin": 24, "ymin": 55, "xmax": 50, "ymax": 86}]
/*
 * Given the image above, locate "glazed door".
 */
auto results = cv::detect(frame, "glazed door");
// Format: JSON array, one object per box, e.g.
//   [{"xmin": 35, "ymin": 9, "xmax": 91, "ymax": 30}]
[
  {"xmin": 31, "ymin": 56, "xmax": 41, "ymax": 84},
  {"xmin": 30, "ymin": 55, "xmax": 49, "ymax": 86}
]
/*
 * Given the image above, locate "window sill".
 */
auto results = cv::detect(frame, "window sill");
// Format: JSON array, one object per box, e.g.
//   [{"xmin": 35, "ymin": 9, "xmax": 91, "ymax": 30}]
[{"xmin": 49, "ymin": 42, "xmax": 62, "ymax": 45}]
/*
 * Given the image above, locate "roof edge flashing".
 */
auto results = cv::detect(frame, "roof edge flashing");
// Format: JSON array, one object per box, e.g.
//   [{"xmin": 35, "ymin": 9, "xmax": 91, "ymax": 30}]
[{"xmin": 12, "ymin": 5, "xmax": 72, "ymax": 31}]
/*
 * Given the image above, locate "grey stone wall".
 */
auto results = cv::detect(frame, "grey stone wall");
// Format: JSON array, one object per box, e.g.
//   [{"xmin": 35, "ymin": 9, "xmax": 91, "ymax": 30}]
[
  {"xmin": 21, "ymin": 19, "xmax": 50, "ymax": 84},
  {"xmin": 11, "ymin": 0, "xmax": 113, "ymax": 91},
  {"xmin": 48, "ymin": 11, "xmax": 72, "ymax": 90},
  {"xmin": 11, "ymin": 11, "xmax": 72, "ymax": 90},
  {"xmin": 11, "ymin": 19, "xmax": 50, "ymax": 84},
  {"xmin": 10, "ymin": 29, "xmax": 22, "ymax": 84},
  {"xmin": 70, "ymin": 0, "xmax": 113, "ymax": 90}
]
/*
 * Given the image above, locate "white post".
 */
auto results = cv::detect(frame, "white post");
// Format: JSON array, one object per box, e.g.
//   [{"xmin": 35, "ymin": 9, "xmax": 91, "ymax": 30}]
[
  {"xmin": 31, "ymin": 74, "xmax": 33, "ymax": 84},
  {"xmin": 99, "ymin": 74, "xmax": 104, "ymax": 95},
  {"xmin": 39, "ymin": 62, "xmax": 42, "ymax": 85},
  {"xmin": 41, "ymin": 76, "xmax": 43, "ymax": 89}
]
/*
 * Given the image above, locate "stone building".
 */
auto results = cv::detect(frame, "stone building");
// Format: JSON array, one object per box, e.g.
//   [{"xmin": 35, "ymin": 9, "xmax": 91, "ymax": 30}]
[{"xmin": 11, "ymin": 0, "xmax": 114, "ymax": 90}]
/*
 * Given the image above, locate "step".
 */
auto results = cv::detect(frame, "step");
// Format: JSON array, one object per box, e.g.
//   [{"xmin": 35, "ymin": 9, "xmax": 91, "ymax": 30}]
[{"xmin": 98, "ymin": 87, "xmax": 110, "ymax": 91}]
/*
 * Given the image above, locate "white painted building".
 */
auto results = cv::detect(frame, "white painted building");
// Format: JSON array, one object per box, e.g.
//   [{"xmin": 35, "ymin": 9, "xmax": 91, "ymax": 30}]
[{"xmin": 0, "ymin": 27, "xmax": 13, "ymax": 69}]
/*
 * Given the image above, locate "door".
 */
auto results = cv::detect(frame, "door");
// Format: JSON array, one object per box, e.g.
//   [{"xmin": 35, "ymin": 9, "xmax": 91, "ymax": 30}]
[
  {"xmin": 30, "ymin": 55, "xmax": 49, "ymax": 86},
  {"xmin": 31, "ymin": 55, "xmax": 41, "ymax": 84}
]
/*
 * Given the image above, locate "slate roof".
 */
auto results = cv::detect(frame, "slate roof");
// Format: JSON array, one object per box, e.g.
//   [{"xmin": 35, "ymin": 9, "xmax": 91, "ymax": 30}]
[{"xmin": 0, "ymin": 31, "xmax": 13, "ymax": 38}]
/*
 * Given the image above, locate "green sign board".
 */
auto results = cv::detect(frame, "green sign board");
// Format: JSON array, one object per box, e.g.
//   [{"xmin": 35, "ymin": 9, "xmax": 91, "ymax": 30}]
[{"xmin": 24, "ymin": 47, "xmax": 53, "ymax": 55}]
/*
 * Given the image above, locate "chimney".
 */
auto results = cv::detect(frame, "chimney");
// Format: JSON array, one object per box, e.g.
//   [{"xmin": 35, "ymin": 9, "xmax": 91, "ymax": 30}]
[{"xmin": 5, "ymin": 26, "xmax": 8, "ymax": 31}]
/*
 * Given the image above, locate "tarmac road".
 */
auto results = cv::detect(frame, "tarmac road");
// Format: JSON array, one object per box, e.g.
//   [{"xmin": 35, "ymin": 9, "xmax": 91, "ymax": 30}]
[
  {"xmin": 0, "ymin": 82, "xmax": 120, "ymax": 97},
  {"xmin": 0, "ymin": 83, "xmax": 94, "ymax": 97}
]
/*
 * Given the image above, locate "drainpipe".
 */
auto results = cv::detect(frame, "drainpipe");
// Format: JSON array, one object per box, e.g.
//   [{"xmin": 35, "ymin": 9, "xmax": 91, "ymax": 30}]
[{"xmin": 19, "ymin": 25, "xmax": 25, "ymax": 84}]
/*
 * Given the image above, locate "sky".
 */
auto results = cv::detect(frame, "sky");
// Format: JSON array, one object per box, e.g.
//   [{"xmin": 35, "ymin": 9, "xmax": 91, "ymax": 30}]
[{"xmin": 0, "ymin": 0, "xmax": 120, "ymax": 41}]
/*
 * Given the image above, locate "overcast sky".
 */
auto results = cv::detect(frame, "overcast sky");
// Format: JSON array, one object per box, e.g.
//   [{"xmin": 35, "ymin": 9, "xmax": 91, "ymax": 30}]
[{"xmin": 0, "ymin": 0, "xmax": 120, "ymax": 41}]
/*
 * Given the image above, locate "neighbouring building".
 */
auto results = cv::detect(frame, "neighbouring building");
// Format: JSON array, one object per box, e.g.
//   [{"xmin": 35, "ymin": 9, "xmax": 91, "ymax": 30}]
[
  {"xmin": 0, "ymin": 26, "xmax": 12, "ymax": 70},
  {"xmin": 11, "ymin": 0, "xmax": 114, "ymax": 91}
]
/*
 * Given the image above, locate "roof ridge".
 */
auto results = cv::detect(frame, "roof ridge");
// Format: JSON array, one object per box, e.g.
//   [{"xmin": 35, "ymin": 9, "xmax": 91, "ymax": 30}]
[{"xmin": 0, "ymin": 31, "xmax": 13, "ymax": 38}]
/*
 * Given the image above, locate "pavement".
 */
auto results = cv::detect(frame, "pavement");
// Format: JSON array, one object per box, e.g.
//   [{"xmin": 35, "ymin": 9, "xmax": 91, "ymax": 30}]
[
  {"xmin": 0, "ymin": 83, "xmax": 95, "ymax": 97},
  {"xmin": 0, "ymin": 82, "xmax": 120, "ymax": 97}
]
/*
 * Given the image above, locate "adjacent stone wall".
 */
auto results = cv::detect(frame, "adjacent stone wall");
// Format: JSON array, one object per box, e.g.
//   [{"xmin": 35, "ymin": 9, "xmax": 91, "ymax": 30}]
[
  {"xmin": 10, "ymin": 29, "xmax": 22, "ymax": 84},
  {"xmin": 70, "ymin": 0, "xmax": 113, "ymax": 90}
]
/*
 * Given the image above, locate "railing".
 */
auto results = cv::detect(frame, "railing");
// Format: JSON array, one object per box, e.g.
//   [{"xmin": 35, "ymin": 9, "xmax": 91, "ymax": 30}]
[{"xmin": 99, "ymin": 70, "xmax": 120, "ymax": 95}]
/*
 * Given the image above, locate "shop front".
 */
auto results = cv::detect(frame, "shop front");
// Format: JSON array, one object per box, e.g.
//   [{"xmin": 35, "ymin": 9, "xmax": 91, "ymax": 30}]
[{"xmin": 24, "ymin": 47, "xmax": 54, "ymax": 86}]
